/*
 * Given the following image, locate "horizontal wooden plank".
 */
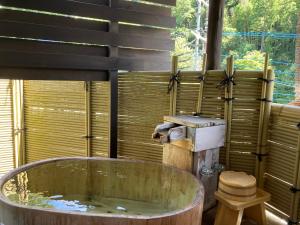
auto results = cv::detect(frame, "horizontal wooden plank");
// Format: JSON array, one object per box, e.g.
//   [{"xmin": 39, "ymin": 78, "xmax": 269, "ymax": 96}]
[
  {"xmin": 0, "ymin": 68, "xmax": 108, "ymax": 81},
  {"xmin": 119, "ymin": 48, "xmax": 170, "ymax": 60},
  {"xmin": 0, "ymin": 21, "xmax": 173, "ymax": 51},
  {"xmin": 118, "ymin": 57, "xmax": 170, "ymax": 71},
  {"xmin": 119, "ymin": 24, "xmax": 171, "ymax": 39},
  {"xmin": 0, "ymin": 49, "xmax": 170, "ymax": 73},
  {"xmin": 71, "ymin": 0, "xmax": 108, "ymax": 5},
  {"xmin": 141, "ymin": 0, "xmax": 176, "ymax": 6},
  {"xmin": 119, "ymin": 48, "xmax": 170, "ymax": 71},
  {"xmin": 0, "ymin": 9, "xmax": 109, "ymax": 31},
  {"xmin": 0, "ymin": 38, "xmax": 108, "ymax": 56},
  {"xmin": 117, "ymin": 0, "xmax": 171, "ymax": 16},
  {"xmin": 0, "ymin": 50, "xmax": 117, "ymax": 70},
  {"xmin": 0, "ymin": 0, "xmax": 175, "ymax": 28}
]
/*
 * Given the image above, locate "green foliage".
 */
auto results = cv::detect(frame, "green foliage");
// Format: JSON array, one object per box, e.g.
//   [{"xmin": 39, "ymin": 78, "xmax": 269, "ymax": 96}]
[
  {"xmin": 174, "ymin": 37, "xmax": 194, "ymax": 70},
  {"xmin": 223, "ymin": 0, "xmax": 299, "ymax": 103},
  {"xmin": 233, "ymin": 51, "xmax": 266, "ymax": 70},
  {"xmin": 173, "ymin": 0, "xmax": 299, "ymax": 103}
]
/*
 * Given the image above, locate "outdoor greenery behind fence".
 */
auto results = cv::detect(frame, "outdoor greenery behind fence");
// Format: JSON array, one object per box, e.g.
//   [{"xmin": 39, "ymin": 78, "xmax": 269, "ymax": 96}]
[{"xmin": 173, "ymin": 0, "xmax": 300, "ymax": 103}]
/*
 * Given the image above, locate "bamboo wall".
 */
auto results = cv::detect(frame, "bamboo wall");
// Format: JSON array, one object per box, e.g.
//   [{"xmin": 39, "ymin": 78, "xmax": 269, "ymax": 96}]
[
  {"xmin": 173, "ymin": 68, "xmax": 273, "ymax": 177},
  {"xmin": 0, "ymin": 62, "xmax": 299, "ymax": 222},
  {"xmin": 0, "ymin": 80, "xmax": 14, "ymax": 176},
  {"xmin": 23, "ymin": 81, "xmax": 87, "ymax": 162},
  {"xmin": 118, "ymin": 72, "xmax": 170, "ymax": 162},
  {"xmin": 264, "ymin": 104, "xmax": 300, "ymax": 223}
]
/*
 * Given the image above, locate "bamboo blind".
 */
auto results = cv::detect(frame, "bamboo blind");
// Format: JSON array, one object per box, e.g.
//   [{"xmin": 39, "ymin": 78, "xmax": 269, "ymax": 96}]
[
  {"xmin": 176, "ymin": 71, "xmax": 201, "ymax": 115},
  {"xmin": 118, "ymin": 72, "xmax": 170, "ymax": 162},
  {"xmin": 264, "ymin": 104, "xmax": 300, "ymax": 222},
  {"xmin": 23, "ymin": 81, "xmax": 86, "ymax": 162},
  {"xmin": 200, "ymin": 70, "xmax": 226, "ymax": 119},
  {"xmin": 229, "ymin": 71, "xmax": 264, "ymax": 175},
  {"xmin": 91, "ymin": 82, "xmax": 110, "ymax": 157},
  {"xmin": 0, "ymin": 80, "xmax": 14, "ymax": 176}
]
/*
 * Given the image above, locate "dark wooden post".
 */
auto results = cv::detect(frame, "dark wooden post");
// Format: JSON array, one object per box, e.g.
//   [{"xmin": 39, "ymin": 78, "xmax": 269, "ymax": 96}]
[
  {"xmin": 206, "ymin": 0, "xmax": 225, "ymax": 70},
  {"xmin": 109, "ymin": 0, "xmax": 119, "ymax": 158}
]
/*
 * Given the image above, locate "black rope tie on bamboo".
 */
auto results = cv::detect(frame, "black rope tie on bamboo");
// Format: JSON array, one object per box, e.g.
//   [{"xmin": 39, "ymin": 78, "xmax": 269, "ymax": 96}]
[
  {"xmin": 167, "ymin": 70, "xmax": 181, "ymax": 94},
  {"xmin": 288, "ymin": 220, "xmax": 299, "ymax": 225},
  {"xmin": 198, "ymin": 73, "xmax": 206, "ymax": 83},
  {"xmin": 257, "ymin": 77, "xmax": 274, "ymax": 84},
  {"xmin": 217, "ymin": 70, "xmax": 236, "ymax": 89},
  {"xmin": 82, "ymin": 135, "xmax": 94, "ymax": 139},
  {"xmin": 297, "ymin": 122, "xmax": 300, "ymax": 129},
  {"xmin": 222, "ymin": 97, "xmax": 236, "ymax": 102},
  {"xmin": 252, "ymin": 152, "xmax": 268, "ymax": 162},
  {"xmin": 257, "ymin": 98, "xmax": 272, "ymax": 103},
  {"xmin": 289, "ymin": 186, "xmax": 300, "ymax": 193},
  {"xmin": 14, "ymin": 128, "xmax": 26, "ymax": 135}
]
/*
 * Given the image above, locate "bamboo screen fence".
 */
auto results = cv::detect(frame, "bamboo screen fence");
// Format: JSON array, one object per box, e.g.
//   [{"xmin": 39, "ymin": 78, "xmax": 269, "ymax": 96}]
[
  {"xmin": 0, "ymin": 80, "xmax": 14, "ymax": 175},
  {"xmin": 264, "ymin": 104, "xmax": 300, "ymax": 223},
  {"xmin": 0, "ymin": 56, "xmax": 300, "ymax": 222}
]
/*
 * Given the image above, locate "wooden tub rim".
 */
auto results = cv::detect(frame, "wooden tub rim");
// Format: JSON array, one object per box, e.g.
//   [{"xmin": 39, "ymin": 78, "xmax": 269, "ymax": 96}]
[{"xmin": 0, "ymin": 157, "xmax": 204, "ymax": 220}]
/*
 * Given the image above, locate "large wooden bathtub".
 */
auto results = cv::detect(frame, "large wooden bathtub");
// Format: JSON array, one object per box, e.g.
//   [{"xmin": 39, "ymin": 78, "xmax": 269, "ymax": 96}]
[{"xmin": 0, "ymin": 157, "xmax": 204, "ymax": 225}]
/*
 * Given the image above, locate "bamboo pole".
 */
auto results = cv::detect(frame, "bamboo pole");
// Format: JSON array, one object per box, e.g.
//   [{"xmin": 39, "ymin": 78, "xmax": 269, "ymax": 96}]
[
  {"xmin": 85, "ymin": 81, "xmax": 92, "ymax": 157},
  {"xmin": 170, "ymin": 56, "xmax": 179, "ymax": 116},
  {"xmin": 196, "ymin": 53, "xmax": 207, "ymax": 114},
  {"xmin": 289, "ymin": 120, "xmax": 300, "ymax": 224},
  {"xmin": 12, "ymin": 80, "xmax": 25, "ymax": 167},
  {"xmin": 225, "ymin": 55, "xmax": 234, "ymax": 169},
  {"xmin": 255, "ymin": 53, "xmax": 269, "ymax": 185},
  {"xmin": 257, "ymin": 69, "xmax": 274, "ymax": 188}
]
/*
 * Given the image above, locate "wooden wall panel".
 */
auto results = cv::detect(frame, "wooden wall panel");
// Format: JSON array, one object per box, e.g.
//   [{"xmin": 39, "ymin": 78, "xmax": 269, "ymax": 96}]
[
  {"xmin": 0, "ymin": 0, "xmax": 174, "ymax": 80},
  {"xmin": 0, "ymin": 0, "xmax": 175, "ymax": 28},
  {"xmin": 0, "ymin": 10, "xmax": 109, "ymax": 31},
  {"xmin": 117, "ymin": 1, "xmax": 171, "ymax": 16},
  {"xmin": 0, "ymin": 21, "xmax": 172, "ymax": 51},
  {"xmin": 141, "ymin": 0, "xmax": 176, "ymax": 6}
]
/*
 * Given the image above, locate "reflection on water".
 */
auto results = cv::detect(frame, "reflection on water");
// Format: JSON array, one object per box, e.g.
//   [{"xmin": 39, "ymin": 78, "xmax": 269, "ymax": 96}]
[{"xmin": 2, "ymin": 160, "xmax": 198, "ymax": 216}]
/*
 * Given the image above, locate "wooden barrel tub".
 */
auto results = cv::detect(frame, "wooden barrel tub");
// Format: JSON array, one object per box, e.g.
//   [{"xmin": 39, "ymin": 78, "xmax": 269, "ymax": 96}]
[{"xmin": 0, "ymin": 157, "xmax": 204, "ymax": 225}]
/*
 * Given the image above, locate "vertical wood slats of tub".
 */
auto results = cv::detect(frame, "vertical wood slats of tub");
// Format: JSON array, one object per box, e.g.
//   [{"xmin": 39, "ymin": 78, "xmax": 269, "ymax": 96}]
[{"xmin": 0, "ymin": 80, "xmax": 14, "ymax": 176}]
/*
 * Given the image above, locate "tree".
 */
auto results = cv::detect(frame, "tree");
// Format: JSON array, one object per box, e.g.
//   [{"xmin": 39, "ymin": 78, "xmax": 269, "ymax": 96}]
[{"xmin": 222, "ymin": 0, "xmax": 299, "ymax": 103}]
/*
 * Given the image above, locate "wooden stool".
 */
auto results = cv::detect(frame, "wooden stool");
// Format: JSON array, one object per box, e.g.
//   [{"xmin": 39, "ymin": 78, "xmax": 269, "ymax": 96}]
[{"xmin": 214, "ymin": 188, "xmax": 271, "ymax": 225}]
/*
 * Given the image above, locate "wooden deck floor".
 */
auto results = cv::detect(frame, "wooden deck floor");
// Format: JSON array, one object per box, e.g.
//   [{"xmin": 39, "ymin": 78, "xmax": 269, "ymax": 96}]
[{"xmin": 202, "ymin": 207, "xmax": 287, "ymax": 225}]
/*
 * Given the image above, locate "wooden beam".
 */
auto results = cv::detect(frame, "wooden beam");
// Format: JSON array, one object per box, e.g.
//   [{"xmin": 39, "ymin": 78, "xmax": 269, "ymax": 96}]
[
  {"xmin": 0, "ymin": 69, "xmax": 108, "ymax": 81},
  {"xmin": 206, "ymin": 0, "xmax": 225, "ymax": 70},
  {"xmin": 0, "ymin": 20, "xmax": 173, "ymax": 51},
  {"xmin": 0, "ymin": 0, "xmax": 176, "ymax": 28},
  {"xmin": 108, "ymin": 0, "xmax": 119, "ymax": 159}
]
